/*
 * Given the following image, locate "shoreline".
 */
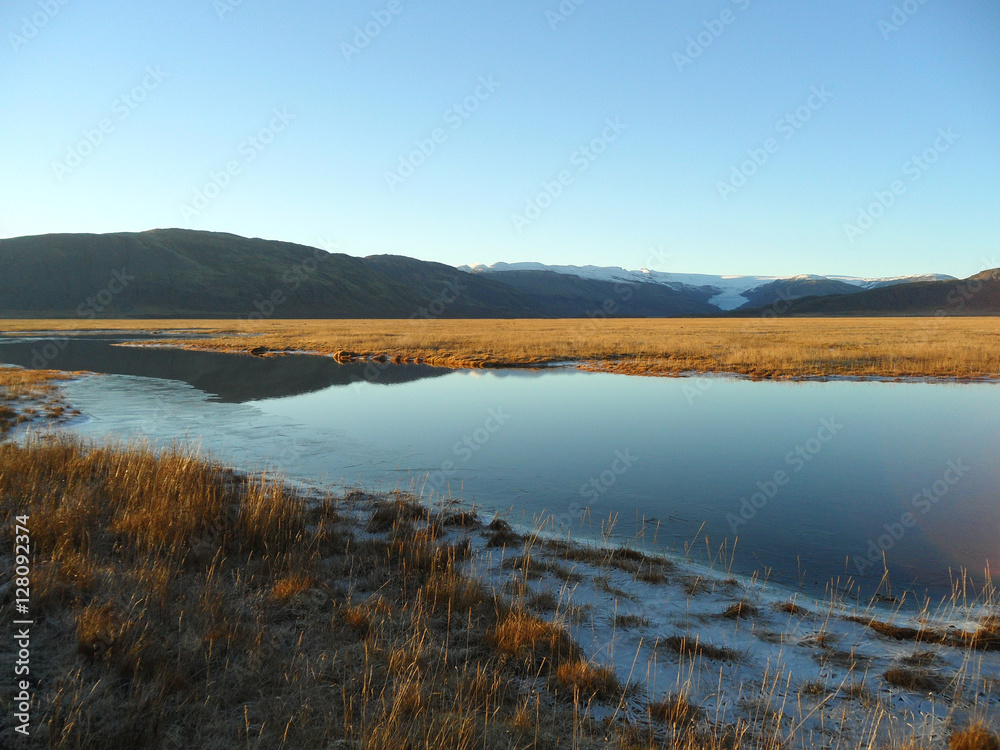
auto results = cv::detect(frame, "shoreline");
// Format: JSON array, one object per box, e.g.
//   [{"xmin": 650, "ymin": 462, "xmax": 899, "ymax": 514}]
[
  {"xmin": 3, "ymin": 317, "xmax": 1000, "ymax": 381},
  {"xmin": 124, "ymin": 339, "xmax": 1000, "ymax": 384},
  {"xmin": 1, "ymin": 368, "xmax": 998, "ymax": 748}
]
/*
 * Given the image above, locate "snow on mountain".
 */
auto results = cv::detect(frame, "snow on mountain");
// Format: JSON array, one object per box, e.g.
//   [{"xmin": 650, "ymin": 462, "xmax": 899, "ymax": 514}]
[
  {"xmin": 460, "ymin": 263, "xmax": 956, "ymax": 312},
  {"xmin": 828, "ymin": 274, "xmax": 956, "ymax": 290}
]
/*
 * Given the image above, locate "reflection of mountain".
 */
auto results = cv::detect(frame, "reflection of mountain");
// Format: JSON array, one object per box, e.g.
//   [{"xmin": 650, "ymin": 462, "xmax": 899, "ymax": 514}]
[{"xmin": 0, "ymin": 337, "xmax": 451, "ymax": 402}]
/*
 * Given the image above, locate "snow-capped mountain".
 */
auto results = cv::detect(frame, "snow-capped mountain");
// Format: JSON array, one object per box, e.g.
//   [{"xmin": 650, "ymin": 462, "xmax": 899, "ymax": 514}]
[{"xmin": 459, "ymin": 262, "xmax": 955, "ymax": 312}]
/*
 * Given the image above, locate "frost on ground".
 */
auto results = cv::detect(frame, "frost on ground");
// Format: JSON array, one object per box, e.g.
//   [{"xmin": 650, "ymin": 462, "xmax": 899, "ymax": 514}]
[{"xmin": 440, "ymin": 510, "xmax": 999, "ymax": 749}]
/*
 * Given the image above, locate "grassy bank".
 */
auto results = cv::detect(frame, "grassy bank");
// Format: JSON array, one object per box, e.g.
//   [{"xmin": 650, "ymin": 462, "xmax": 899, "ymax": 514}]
[
  {"xmin": 2, "ymin": 434, "xmax": 998, "ymax": 749},
  {"xmin": 0, "ymin": 368, "xmax": 78, "ymax": 436},
  {"xmin": 0, "ymin": 435, "xmax": 623, "ymax": 748},
  {"xmin": 4, "ymin": 317, "xmax": 1000, "ymax": 379}
]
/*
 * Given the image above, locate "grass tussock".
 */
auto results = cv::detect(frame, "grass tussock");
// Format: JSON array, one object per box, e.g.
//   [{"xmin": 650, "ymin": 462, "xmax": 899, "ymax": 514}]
[
  {"xmin": 649, "ymin": 694, "xmax": 705, "ymax": 727},
  {"xmin": 950, "ymin": 725, "xmax": 1000, "ymax": 750},
  {"xmin": 484, "ymin": 517, "xmax": 522, "ymax": 548},
  {"xmin": 543, "ymin": 539, "xmax": 674, "ymax": 583},
  {"xmin": 850, "ymin": 615, "xmax": 1000, "ymax": 652},
  {"xmin": 614, "ymin": 613, "xmax": 652, "ymax": 629},
  {"xmin": 721, "ymin": 600, "xmax": 760, "ymax": 620},
  {"xmin": 9, "ymin": 317, "xmax": 1000, "ymax": 379},
  {"xmin": 487, "ymin": 608, "xmax": 581, "ymax": 668},
  {"xmin": 553, "ymin": 660, "xmax": 622, "ymax": 701},
  {"xmin": 883, "ymin": 667, "xmax": 949, "ymax": 694},
  {"xmin": 661, "ymin": 634, "xmax": 742, "ymax": 663},
  {"xmin": 776, "ymin": 600, "xmax": 808, "ymax": 616},
  {"xmin": 502, "ymin": 554, "xmax": 584, "ymax": 583}
]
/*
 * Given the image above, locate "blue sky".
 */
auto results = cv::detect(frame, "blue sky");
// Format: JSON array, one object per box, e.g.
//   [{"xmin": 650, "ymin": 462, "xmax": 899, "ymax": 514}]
[{"xmin": 2, "ymin": 0, "xmax": 997, "ymax": 277}]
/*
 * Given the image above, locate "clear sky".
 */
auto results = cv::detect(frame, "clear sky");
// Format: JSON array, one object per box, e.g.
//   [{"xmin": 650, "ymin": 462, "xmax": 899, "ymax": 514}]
[{"xmin": 2, "ymin": 0, "xmax": 997, "ymax": 278}]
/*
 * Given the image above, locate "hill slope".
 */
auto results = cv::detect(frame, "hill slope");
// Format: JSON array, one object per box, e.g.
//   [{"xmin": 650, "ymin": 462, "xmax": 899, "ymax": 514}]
[
  {"xmin": 0, "ymin": 230, "xmax": 712, "ymax": 318},
  {"xmin": 742, "ymin": 272, "xmax": 1000, "ymax": 316},
  {"xmin": 0, "ymin": 230, "xmax": 430, "ymax": 318}
]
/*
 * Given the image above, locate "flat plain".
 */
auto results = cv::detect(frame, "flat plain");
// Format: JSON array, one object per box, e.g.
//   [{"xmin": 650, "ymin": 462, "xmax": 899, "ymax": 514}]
[{"xmin": 4, "ymin": 316, "xmax": 1000, "ymax": 379}]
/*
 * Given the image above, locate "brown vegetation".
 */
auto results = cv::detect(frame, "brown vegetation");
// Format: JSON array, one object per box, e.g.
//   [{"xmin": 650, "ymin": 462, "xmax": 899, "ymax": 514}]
[
  {"xmin": 883, "ymin": 667, "xmax": 949, "ymax": 694},
  {"xmin": 5, "ymin": 316, "xmax": 1000, "ymax": 379},
  {"xmin": 0, "ymin": 436, "xmax": 629, "ymax": 748},
  {"xmin": 0, "ymin": 367, "xmax": 75, "ymax": 435},
  {"xmin": 649, "ymin": 694, "xmax": 705, "ymax": 727},
  {"xmin": 950, "ymin": 725, "xmax": 1000, "ymax": 750},
  {"xmin": 661, "ymin": 635, "xmax": 742, "ymax": 663}
]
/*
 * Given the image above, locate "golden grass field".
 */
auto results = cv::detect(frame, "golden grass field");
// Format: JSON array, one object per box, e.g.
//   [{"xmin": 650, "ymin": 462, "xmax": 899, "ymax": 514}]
[{"xmin": 3, "ymin": 316, "xmax": 1000, "ymax": 379}]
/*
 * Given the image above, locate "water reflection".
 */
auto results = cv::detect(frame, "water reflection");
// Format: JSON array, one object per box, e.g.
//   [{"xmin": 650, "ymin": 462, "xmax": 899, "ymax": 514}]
[
  {"xmin": 2, "ymin": 335, "xmax": 997, "ymax": 603},
  {"xmin": 0, "ymin": 336, "xmax": 449, "ymax": 401}
]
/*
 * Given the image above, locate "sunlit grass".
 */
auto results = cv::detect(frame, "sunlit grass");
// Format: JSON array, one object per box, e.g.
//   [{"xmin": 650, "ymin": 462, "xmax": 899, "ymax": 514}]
[
  {"xmin": 5, "ymin": 316, "xmax": 1000, "ymax": 378},
  {"xmin": 0, "ymin": 367, "xmax": 75, "ymax": 434}
]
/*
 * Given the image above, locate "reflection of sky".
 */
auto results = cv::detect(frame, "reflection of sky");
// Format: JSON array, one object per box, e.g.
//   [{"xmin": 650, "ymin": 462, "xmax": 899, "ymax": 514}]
[{"xmin": 56, "ymin": 362, "xmax": 1000, "ymax": 602}]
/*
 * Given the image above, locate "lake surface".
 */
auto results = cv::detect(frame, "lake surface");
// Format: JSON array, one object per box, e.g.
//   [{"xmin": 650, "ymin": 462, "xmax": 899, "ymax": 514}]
[{"xmin": 2, "ymin": 334, "xmax": 998, "ymax": 603}]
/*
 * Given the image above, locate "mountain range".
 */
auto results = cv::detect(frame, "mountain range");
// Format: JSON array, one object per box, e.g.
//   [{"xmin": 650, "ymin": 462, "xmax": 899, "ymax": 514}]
[
  {"xmin": 461, "ymin": 262, "xmax": 956, "ymax": 312},
  {"xmin": 0, "ymin": 229, "xmax": 995, "ymax": 318}
]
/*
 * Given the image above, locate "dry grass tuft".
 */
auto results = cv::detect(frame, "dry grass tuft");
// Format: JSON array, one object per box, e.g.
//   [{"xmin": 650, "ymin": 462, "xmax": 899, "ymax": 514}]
[
  {"xmin": 554, "ymin": 659, "xmax": 621, "ymax": 700},
  {"xmin": 502, "ymin": 554, "xmax": 584, "ymax": 583},
  {"xmin": 883, "ymin": 667, "xmax": 949, "ymax": 694},
  {"xmin": 776, "ymin": 600, "xmax": 808, "ymax": 615},
  {"xmin": 367, "ymin": 496, "xmax": 426, "ymax": 532},
  {"xmin": 484, "ymin": 517, "xmax": 522, "ymax": 548},
  {"xmin": 797, "ymin": 680, "xmax": 829, "ymax": 697},
  {"xmin": 950, "ymin": 725, "xmax": 1000, "ymax": 750},
  {"xmin": 422, "ymin": 570, "xmax": 487, "ymax": 614},
  {"xmin": 721, "ymin": 600, "xmax": 760, "ymax": 620},
  {"xmin": 614, "ymin": 613, "xmax": 652, "ymax": 628},
  {"xmin": 270, "ymin": 574, "xmax": 313, "ymax": 602},
  {"xmin": 649, "ymin": 694, "xmax": 705, "ymax": 727},
  {"xmin": 900, "ymin": 650, "xmax": 940, "ymax": 668},
  {"xmin": 487, "ymin": 608, "xmax": 581, "ymax": 669},
  {"xmin": 661, "ymin": 634, "xmax": 742, "ymax": 663}
]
